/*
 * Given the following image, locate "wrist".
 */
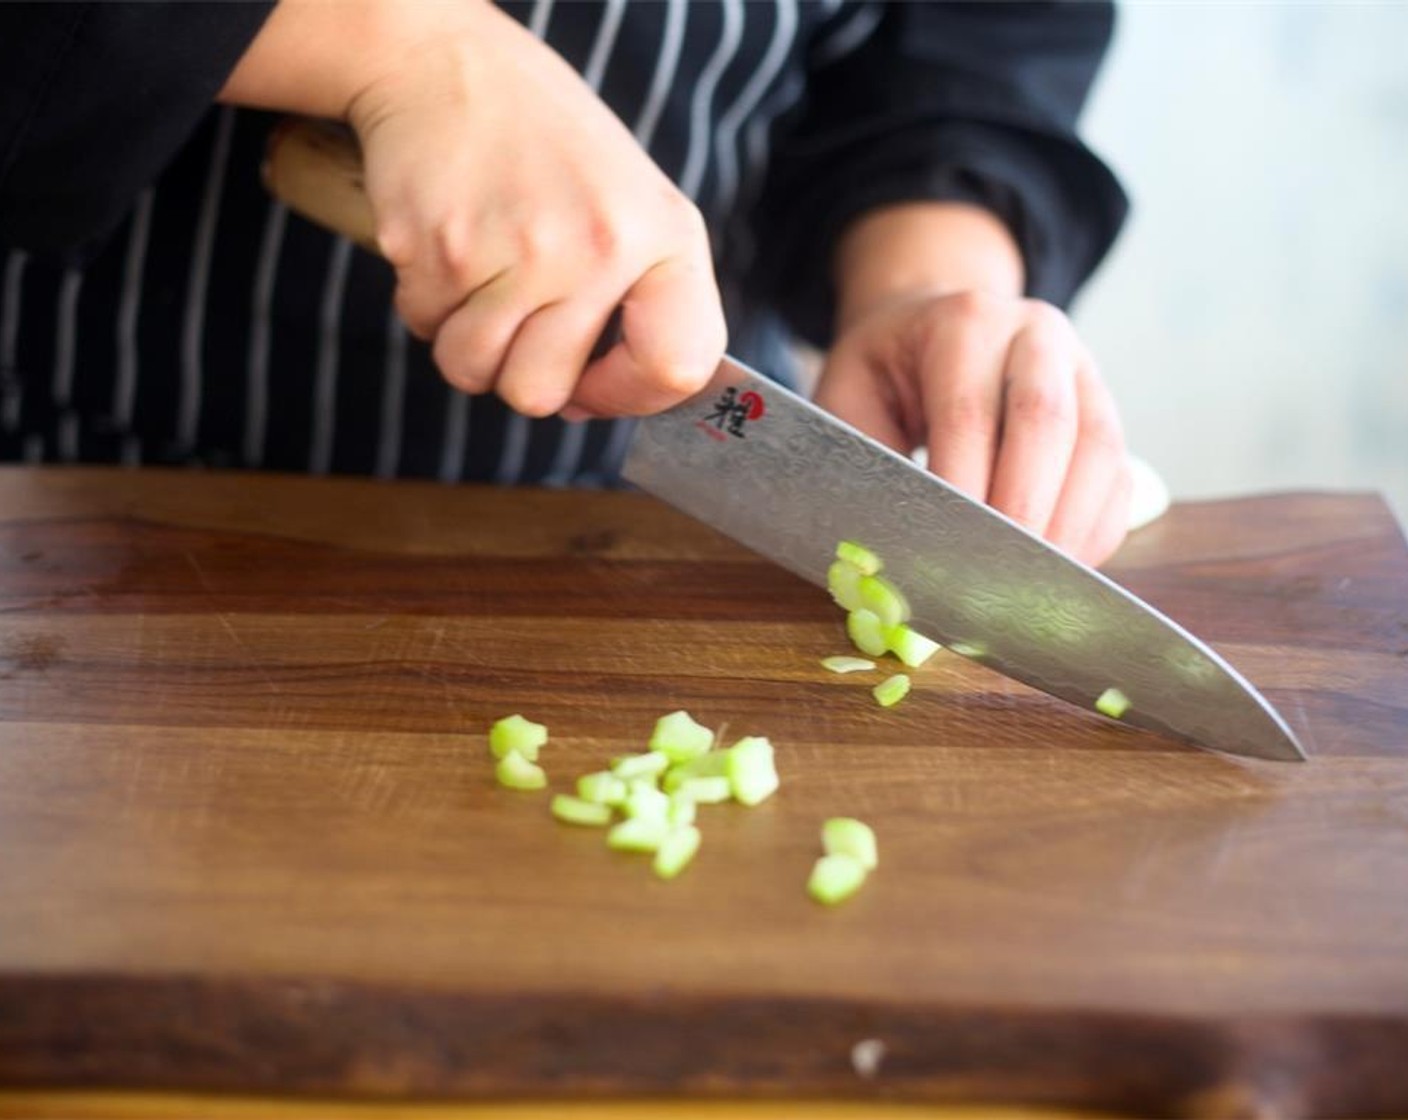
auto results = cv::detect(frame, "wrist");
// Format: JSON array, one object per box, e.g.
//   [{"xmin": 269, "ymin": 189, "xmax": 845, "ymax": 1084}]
[
  {"xmin": 218, "ymin": 0, "xmax": 482, "ymax": 122},
  {"xmin": 833, "ymin": 202, "xmax": 1025, "ymax": 331}
]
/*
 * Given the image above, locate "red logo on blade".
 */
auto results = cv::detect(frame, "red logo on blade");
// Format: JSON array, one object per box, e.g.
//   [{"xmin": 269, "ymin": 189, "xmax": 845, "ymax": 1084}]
[{"xmin": 738, "ymin": 390, "xmax": 766, "ymax": 420}]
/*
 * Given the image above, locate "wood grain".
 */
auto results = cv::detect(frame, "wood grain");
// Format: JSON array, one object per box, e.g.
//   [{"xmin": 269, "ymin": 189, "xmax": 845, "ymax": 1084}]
[{"xmin": 1, "ymin": 468, "xmax": 1406, "ymax": 1118}]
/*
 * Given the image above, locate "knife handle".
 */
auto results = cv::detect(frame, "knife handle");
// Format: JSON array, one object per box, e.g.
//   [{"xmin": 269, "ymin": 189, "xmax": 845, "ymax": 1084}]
[
  {"xmin": 261, "ymin": 116, "xmax": 623, "ymax": 359},
  {"xmin": 263, "ymin": 118, "xmax": 380, "ymax": 254}
]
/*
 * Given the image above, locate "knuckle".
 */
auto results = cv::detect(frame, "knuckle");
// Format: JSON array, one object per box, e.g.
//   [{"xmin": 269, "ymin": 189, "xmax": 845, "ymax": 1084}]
[
  {"xmin": 431, "ymin": 223, "xmax": 479, "ymax": 285},
  {"xmin": 1008, "ymin": 382, "xmax": 1076, "ymax": 429},
  {"xmin": 583, "ymin": 211, "xmax": 631, "ymax": 262},
  {"xmin": 1022, "ymin": 298, "xmax": 1074, "ymax": 338},
  {"xmin": 516, "ymin": 221, "xmax": 566, "ymax": 266},
  {"xmin": 944, "ymin": 288, "xmax": 1004, "ymax": 329},
  {"xmin": 938, "ymin": 392, "xmax": 995, "ymax": 437},
  {"xmin": 1085, "ymin": 412, "xmax": 1127, "ymax": 458}
]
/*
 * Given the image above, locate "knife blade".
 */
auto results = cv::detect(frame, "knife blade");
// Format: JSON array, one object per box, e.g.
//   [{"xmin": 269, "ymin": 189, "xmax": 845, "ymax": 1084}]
[
  {"xmin": 623, "ymin": 356, "xmax": 1307, "ymax": 763},
  {"xmin": 262, "ymin": 118, "xmax": 1304, "ymax": 762}
]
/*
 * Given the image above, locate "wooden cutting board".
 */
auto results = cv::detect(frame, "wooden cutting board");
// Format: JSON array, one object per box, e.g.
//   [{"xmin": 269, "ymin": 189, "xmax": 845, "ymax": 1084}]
[{"xmin": 1, "ymin": 467, "xmax": 1406, "ymax": 1118}]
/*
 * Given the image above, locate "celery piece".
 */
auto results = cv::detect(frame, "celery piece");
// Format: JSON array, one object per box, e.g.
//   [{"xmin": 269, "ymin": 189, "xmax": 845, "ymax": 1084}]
[
  {"xmin": 827, "ymin": 561, "xmax": 865, "ymax": 612},
  {"xmin": 835, "ymin": 540, "xmax": 882, "ymax": 576},
  {"xmin": 821, "ymin": 656, "xmax": 876, "ymax": 674},
  {"xmin": 666, "ymin": 792, "xmax": 697, "ymax": 828},
  {"xmin": 808, "ymin": 853, "xmax": 868, "ymax": 905},
  {"xmin": 858, "ymin": 575, "xmax": 910, "ymax": 626},
  {"xmin": 624, "ymin": 780, "xmax": 671, "ymax": 822},
  {"xmin": 607, "ymin": 816, "xmax": 670, "ymax": 853},
  {"xmin": 949, "ymin": 640, "xmax": 987, "ymax": 659},
  {"xmin": 872, "ymin": 673, "xmax": 911, "ymax": 708},
  {"xmin": 1096, "ymin": 687, "xmax": 1131, "ymax": 719},
  {"xmin": 846, "ymin": 609, "xmax": 888, "ymax": 658},
  {"xmin": 489, "ymin": 714, "xmax": 547, "ymax": 761},
  {"xmin": 551, "ymin": 794, "xmax": 613, "ymax": 827},
  {"xmin": 726, "ymin": 736, "xmax": 779, "ymax": 807},
  {"xmin": 649, "ymin": 710, "xmax": 715, "ymax": 763},
  {"xmin": 576, "ymin": 770, "xmax": 628, "ymax": 807},
  {"xmin": 822, "ymin": 817, "xmax": 878, "ymax": 871},
  {"xmin": 495, "ymin": 749, "xmax": 547, "ymax": 791},
  {"xmin": 653, "ymin": 825, "xmax": 702, "ymax": 880},
  {"xmin": 612, "ymin": 750, "xmax": 670, "ymax": 781},
  {"xmin": 676, "ymin": 776, "xmax": 732, "ymax": 804},
  {"xmin": 662, "ymin": 751, "xmax": 729, "ymax": 792},
  {"xmin": 884, "ymin": 624, "xmax": 941, "ymax": 669}
]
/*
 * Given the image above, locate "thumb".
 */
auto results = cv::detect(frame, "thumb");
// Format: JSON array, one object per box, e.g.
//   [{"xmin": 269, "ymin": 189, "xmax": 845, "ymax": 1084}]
[{"xmin": 569, "ymin": 258, "xmax": 726, "ymax": 417}]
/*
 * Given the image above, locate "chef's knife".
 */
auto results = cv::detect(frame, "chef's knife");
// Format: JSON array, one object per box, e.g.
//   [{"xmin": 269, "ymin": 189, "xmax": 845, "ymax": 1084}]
[{"xmin": 263, "ymin": 118, "xmax": 1306, "ymax": 763}]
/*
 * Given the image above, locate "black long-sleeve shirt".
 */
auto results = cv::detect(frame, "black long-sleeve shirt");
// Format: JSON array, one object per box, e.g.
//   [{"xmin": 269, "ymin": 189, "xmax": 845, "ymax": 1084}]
[{"xmin": 0, "ymin": 0, "xmax": 1127, "ymax": 484}]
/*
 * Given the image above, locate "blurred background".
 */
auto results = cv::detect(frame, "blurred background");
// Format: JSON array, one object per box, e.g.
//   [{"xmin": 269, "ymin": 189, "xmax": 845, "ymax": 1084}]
[{"xmin": 1076, "ymin": 1, "xmax": 1408, "ymax": 524}]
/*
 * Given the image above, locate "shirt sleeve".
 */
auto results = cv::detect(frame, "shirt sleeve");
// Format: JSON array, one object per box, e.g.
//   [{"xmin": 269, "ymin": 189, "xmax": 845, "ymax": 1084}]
[
  {"xmin": 747, "ymin": 0, "xmax": 1130, "ymax": 347},
  {"xmin": 0, "ymin": 1, "xmax": 274, "ymax": 256}
]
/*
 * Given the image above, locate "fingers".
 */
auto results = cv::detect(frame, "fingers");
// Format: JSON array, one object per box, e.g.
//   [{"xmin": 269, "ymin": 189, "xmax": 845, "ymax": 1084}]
[
  {"xmin": 429, "ymin": 251, "xmax": 723, "ymax": 421},
  {"xmin": 1045, "ymin": 359, "xmax": 1131, "ymax": 563},
  {"xmin": 821, "ymin": 290, "xmax": 1130, "ymax": 567},
  {"xmin": 985, "ymin": 309, "xmax": 1080, "ymax": 536},
  {"xmin": 428, "ymin": 273, "xmax": 522, "ymax": 395},
  {"xmin": 921, "ymin": 293, "xmax": 1014, "ymax": 500},
  {"xmin": 1079, "ymin": 462, "xmax": 1133, "ymax": 567},
  {"xmin": 390, "ymin": 221, "xmax": 507, "ymax": 342},
  {"xmin": 812, "ymin": 336, "xmax": 916, "ymax": 456}
]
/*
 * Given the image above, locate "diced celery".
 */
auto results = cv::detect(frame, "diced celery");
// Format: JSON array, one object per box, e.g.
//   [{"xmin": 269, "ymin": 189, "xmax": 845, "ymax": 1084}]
[
  {"xmin": 726, "ymin": 736, "xmax": 779, "ymax": 807},
  {"xmin": 666, "ymin": 792, "xmax": 697, "ymax": 828},
  {"xmin": 821, "ymin": 655, "xmax": 876, "ymax": 674},
  {"xmin": 576, "ymin": 770, "xmax": 628, "ymax": 807},
  {"xmin": 808, "ymin": 853, "xmax": 868, "ymax": 905},
  {"xmin": 649, "ymin": 710, "xmax": 715, "ymax": 762},
  {"xmin": 822, "ymin": 818, "xmax": 878, "ymax": 871},
  {"xmin": 827, "ymin": 561, "xmax": 865, "ymax": 611},
  {"xmin": 551, "ymin": 794, "xmax": 612, "ymax": 827},
  {"xmin": 835, "ymin": 540, "xmax": 882, "ymax": 576},
  {"xmin": 653, "ymin": 825, "xmax": 702, "ymax": 879},
  {"xmin": 858, "ymin": 575, "xmax": 910, "ymax": 626},
  {"xmin": 884, "ymin": 624, "xmax": 941, "ymax": 668},
  {"xmin": 949, "ymin": 640, "xmax": 987, "ymax": 659},
  {"xmin": 676, "ymin": 776, "xmax": 732, "ymax": 804},
  {"xmin": 489, "ymin": 714, "xmax": 547, "ymax": 761},
  {"xmin": 624, "ymin": 780, "xmax": 670, "ymax": 821},
  {"xmin": 1096, "ymin": 687, "xmax": 1130, "ymax": 719},
  {"xmin": 846, "ymin": 609, "xmax": 888, "ymax": 657},
  {"xmin": 662, "ymin": 751, "xmax": 729, "ymax": 792},
  {"xmin": 607, "ymin": 816, "xmax": 670, "ymax": 853},
  {"xmin": 872, "ymin": 673, "xmax": 911, "ymax": 708},
  {"xmin": 612, "ymin": 750, "xmax": 670, "ymax": 781},
  {"xmin": 495, "ymin": 748, "xmax": 547, "ymax": 791}
]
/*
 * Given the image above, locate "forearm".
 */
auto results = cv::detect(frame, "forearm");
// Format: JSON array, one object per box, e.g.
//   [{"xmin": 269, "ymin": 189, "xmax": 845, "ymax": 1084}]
[{"xmin": 832, "ymin": 202, "xmax": 1025, "ymax": 331}]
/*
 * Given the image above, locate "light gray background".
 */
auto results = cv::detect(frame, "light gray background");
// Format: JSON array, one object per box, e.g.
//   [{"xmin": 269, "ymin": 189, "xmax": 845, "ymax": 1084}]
[{"xmin": 1076, "ymin": 1, "xmax": 1408, "ymax": 524}]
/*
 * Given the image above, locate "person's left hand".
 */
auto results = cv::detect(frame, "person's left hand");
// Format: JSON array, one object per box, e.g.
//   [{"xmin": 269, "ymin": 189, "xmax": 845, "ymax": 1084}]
[{"xmin": 813, "ymin": 288, "xmax": 1131, "ymax": 567}]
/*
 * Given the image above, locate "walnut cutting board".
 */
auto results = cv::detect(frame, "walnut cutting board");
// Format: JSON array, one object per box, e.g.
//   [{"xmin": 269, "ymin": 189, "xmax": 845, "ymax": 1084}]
[{"xmin": 0, "ymin": 468, "xmax": 1406, "ymax": 1118}]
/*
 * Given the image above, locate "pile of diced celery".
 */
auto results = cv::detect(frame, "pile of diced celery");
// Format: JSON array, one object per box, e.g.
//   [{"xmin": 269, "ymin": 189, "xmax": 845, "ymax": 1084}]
[{"xmin": 490, "ymin": 709, "xmax": 875, "ymax": 904}]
